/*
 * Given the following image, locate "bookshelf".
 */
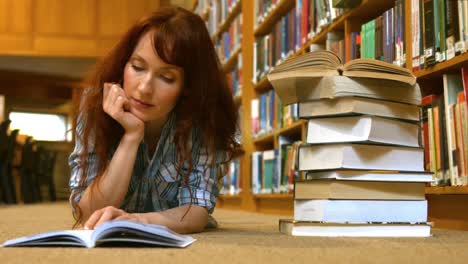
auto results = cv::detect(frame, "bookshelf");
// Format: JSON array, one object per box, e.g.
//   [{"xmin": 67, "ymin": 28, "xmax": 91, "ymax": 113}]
[{"xmin": 194, "ymin": 0, "xmax": 468, "ymax": 229}]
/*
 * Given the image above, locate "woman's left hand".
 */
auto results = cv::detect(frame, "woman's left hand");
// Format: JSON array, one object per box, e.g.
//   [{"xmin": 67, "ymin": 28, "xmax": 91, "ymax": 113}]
[{"xmin": 84, "ymin": 206, "xmax": 148, "ymax": 230}]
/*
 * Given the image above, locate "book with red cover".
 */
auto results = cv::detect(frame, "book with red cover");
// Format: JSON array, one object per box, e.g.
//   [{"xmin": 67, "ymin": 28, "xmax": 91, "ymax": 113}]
[
  {"xmin": 461, "ymin": 67, "xmax": 468, "ymax": 109},
  {"xmin": 421, "ymin": 94, "xmax": 440, "ymax": 171}
]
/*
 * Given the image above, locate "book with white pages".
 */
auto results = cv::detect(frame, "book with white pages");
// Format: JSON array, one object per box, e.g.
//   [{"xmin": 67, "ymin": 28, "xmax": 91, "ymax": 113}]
[
  {"xmin": 304, "ymin": 170, "xmax": 433, "ymax": 182},
  {"xmin": 298, "ymin": 143, "xmax": 424, "ymax": 171},
  {"xmin": 1, "ymin": 220, "xmax": 196, "ymax": 248},
  {"xmin": 269, "ymin": 75, "xmax": 421, "ymax": 105},
  {"xmin": 279, "ymin": 219, "xmax": 432, "ymax": 237},
  {"xmin": 294, "ymin": 179, "xmax": 426, "ymax": 200},
  {"xmin": 298, "ymin": 96, "xmax": 420, "ymax": 121},
  {"xmin": 294, "ymin": 199, "xmax": 428, "ymax": 223},
  {"xmin": 306, "ymin": 115, "xmax": 420, "ymax": 147}
]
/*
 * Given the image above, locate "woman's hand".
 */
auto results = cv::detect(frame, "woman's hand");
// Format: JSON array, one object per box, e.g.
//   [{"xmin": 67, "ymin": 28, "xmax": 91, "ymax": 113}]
[
  {"xmin": 84, "ymin": 206, "xmax": 148, "ymax": 230},
  {"xmin": 103, "ymin": 83, "xmax": 144, "ymax": 141}
]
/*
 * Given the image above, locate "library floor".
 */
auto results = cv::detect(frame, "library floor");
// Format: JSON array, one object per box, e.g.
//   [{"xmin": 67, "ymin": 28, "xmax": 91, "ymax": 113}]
[{"xmin": 1, "ymin": 202, "xmax": 468, "ymax": 264}]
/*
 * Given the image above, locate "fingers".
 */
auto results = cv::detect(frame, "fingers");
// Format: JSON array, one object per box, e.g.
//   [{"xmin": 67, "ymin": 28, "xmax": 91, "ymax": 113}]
[
  {"xmin": 103, "ymin": 83, "xmax": 126, "ymax": 113},
  {"xmin": 114, "ymin": 214, "xmax": 133, "ymax": 221},
  {"xmin": 84, "ymin": 209, "xmax": 103, "ymax": 230},
  {"xmin": 84, "ymin": 206, "xmax": 127, "ymax": 230}
]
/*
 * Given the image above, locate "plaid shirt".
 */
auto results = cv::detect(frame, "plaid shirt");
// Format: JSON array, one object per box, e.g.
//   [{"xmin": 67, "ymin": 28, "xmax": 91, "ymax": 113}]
[{"xmin": 69, "ymin": 111, "xmax": 226, "ymax": 214}]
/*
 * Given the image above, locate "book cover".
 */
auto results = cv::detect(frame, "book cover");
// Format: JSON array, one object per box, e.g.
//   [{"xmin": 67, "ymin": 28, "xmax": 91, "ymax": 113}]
[
  {"xmin": 294, "ymin": 200, "xmax": 428, "ymax": 223},
  {"xmin": 298, "ymin": 97, "xmax": 420, "ymax": 121},
  {"xmin": 306, "ymin": 115, "xmax": 420, "ymax": 147},
  {"xmin": 298, "ymin": 143, "xmax": 424, "ymax": 172},
  {"xmin": 279, "ymin": 219, "xmax": 431, "ymax": 237},
  {"xmin": 304, "ymin": 170, "xmax": 433, "ymax": 182},
  {"xmin": 294, "ymin": 179, "xmax": 426, "ymax": 200}
]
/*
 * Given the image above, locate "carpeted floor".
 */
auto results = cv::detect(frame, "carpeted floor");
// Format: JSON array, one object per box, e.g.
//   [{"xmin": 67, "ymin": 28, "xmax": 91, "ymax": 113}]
[{"xmin": 1, "ymin": 202, "xmax": 468, "ymax": 263}]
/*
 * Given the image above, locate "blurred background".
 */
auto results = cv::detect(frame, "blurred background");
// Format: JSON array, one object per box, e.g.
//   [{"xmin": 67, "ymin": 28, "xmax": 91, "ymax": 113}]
[{"xmin": 0, "ymin": 0, "xmax": 194, "ymax": 205}]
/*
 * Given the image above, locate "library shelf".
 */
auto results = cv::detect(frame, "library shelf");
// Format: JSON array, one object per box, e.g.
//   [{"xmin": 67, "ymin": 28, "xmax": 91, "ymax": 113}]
[
  {"xmin": 254, "ymin": 0, "xmax": 295, "ymax": 37},
  {"xmin": 278, "ymin": 120, "xmax": 306, "ymax": 137},
  {"xmin": 253, "ymin": 132, "xmax": 275, "ymax": 146},
  {"xmin": 425, "ymin": 186, "xmax": 468, "ymax": 195},
  {"xmin": 254, "ymin": 193, "xmax": 294, "ymax": 215},
  {"xmin": 253, "ymin": 76, "xmax": 271, "ymax": 93},
  {"xmin": 253, "ymin": 193, "xmax": 293, "ymax": 199},
  {"xmin": 218, "ymin": 194, "xmax": 242, "ymax": 199},
  {"xmin": 233, "ymin": 93, "xmax": 242, "ymax": 107},
  {"xmin": 211, "ymin": 0, "xmax": 242, "ymax": 42},
  {"xmin": 415, "ymin": 52, "xmax": 468, "ymax": 79},
  {"xmin": 223, "ymin": 47, "xmax": 242, "ymax": 72}
]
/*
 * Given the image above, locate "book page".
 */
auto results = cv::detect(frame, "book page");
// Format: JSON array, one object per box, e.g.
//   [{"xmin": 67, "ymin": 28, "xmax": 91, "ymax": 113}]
[
  {"xmin": 2, "ymin": 230, "xmax": 93, "ymax": 247},
  {"xmin": 91, "ymin": 220, "xmax": 196, "ymax": 248},
  {"xmin": 343, "ymin": 59, "xmax": 416, "ymax": 85},
  {"xmin": 270, "ymin": 50, "xmax": 341, "ymax": 74}
]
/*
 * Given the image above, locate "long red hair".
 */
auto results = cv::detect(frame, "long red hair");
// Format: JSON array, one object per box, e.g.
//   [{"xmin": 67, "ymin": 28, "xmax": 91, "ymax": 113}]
[{"xmin": 71, "ymin": 6, "xmax": 240, "ymax": 225}]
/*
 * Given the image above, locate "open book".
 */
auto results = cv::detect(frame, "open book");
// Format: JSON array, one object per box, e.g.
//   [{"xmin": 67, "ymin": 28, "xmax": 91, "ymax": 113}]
[
  {"xmin": 267, "ymin": 51, "xmax": 420, "ymax": 105},
  {"xmin": 1, "ymin": 220, "xmax": 196, "ymax": 248},
  {"xmin": 269, "ymin": 50, "xmax": 416, "ymax": 85}
]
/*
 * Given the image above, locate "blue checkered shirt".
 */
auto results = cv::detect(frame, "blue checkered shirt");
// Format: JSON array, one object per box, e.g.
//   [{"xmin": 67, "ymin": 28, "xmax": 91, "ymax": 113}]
[{"xmin": 69, "ymin": 111, "xmax": 226, "ymax": 214}]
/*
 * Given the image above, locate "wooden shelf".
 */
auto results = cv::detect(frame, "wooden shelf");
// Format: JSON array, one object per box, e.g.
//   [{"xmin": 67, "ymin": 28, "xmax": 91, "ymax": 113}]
[
  {"xmin": 278, "ymin": 120, "xmax": 306, "ymax": 137},
  {"xmin": 253, "ymin": 132, "xmax": 275, "ymax": 145},
  {"xmin": 254, "ymin": 0, "xmax": 295, "ymax": 37},
  {"xmin": 211, "ymin": 0, "xmax": 242, "ymax": 42},
  {"xmin": 253, "ymin": 193, "xmax": 293, "ymax": 199},
  {"xmin": 213, "ymin": 0, "xmax": 468, "ymax": 229},
  {"xmin": 233, "ymin": 93, "xmax": 242, "ymax": 107},
  {"xmin": 253, "ymin": 76, "xmax": 271, "ymax": 93},
  {"xmin": 218, "ymin": 194, "xmax": 242, "ymax": 199},
  {"xmin": 252, "ymin": 0, "xmax": 396, "ymax": 94},
  {"xmin": 223, "ymin": 47, "xmax": 241, "ymax": 72},
  {"xmin": 415, "ymin": 52, "xmax": 468, "ymax": 79},
  {"xmin": 426, "ymin": 186, "xmax": 468, "ymax": 195}
]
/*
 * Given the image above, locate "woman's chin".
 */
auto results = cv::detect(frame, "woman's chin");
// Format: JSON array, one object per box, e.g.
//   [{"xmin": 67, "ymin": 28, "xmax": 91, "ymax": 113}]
[{"xmin": 129, "ymin": 109, "xmax": 150, "ymax": 122}]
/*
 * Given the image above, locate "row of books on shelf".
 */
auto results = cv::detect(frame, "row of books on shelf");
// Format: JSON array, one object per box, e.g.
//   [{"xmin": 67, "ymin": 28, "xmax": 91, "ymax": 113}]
[
  {"xmin": 215, "ymin": 14, "xmax": 242, "ymax": 62},
  {"xmin": 267, "ymin": 50, "xmax": 431, "ymax": 237},
  {"xmin": 251, "ymin": 90, "xmax": 299, "ymax": 138},
  {"xmin": 252, "ymin": 0, "xmax": 405, "ymax": 84},
  {"xmin": 254, "ymin": 0, "xmax": 347, "ymax": 36},
  {"xmin": 360, "ymin": 0, "xmax": 405, "ymax": 66},
  {"xmin": 251, "ymin": 139, "xmax": 301, "ymax": 194},
  {"xmin": 253, "ymin": 6, "xmax": 297, "ymax": 83},
  {"xmin": 411, "ymin": 0, "xmax": 468, "ymax": 71},
  {"xmin": 220, "ymin": 159, "xmax": 241, "ymax": 195},
  {"xmin": 227, "ymin": 54, "xmax": 243, "ymax": 97},
  {"xmin": 197, "ymin": 0, "xmax": 241, "ymax": 38},
  {"xmin": 421, "ymin": 69, "xmax": 468, "ymax": 187}
]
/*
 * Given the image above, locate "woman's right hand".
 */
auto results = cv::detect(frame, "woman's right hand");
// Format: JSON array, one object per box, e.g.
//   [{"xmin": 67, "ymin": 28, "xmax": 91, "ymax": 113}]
[{"xmin": 103, "ymin": 83, "xmax": 144, "ymax": 141}]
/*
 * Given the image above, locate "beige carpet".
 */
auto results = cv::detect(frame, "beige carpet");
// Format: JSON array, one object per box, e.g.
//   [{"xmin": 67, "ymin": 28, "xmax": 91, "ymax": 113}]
[{"xmin": 1, "ymin": 202, "xmax": 468, "ymax": 264}]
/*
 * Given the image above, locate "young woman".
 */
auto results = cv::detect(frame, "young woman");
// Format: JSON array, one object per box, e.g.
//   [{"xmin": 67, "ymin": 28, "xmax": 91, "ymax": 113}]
[{"xmin": 69, "ymin": 6, "xmax": 240, "ymax": 234}]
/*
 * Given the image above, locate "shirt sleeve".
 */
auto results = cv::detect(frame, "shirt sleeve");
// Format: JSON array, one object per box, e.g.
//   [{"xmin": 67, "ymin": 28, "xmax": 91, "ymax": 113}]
[
  {"xmin": 177, "ymin": 134, "xmax": 228, "ymax": 214},
  {"xmin": 68, "ymin": 115, "xmax": 99, "ymax": 206}
]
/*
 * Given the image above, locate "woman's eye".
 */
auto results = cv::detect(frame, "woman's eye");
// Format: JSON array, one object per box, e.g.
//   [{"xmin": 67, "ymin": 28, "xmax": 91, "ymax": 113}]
[
  {"xmin": 131, "ymin": 64, "xmax": 144, "ymax": 72},
  {"xmin": 161, "ymin": 75, "xmax": 175, "ymax": 83}
]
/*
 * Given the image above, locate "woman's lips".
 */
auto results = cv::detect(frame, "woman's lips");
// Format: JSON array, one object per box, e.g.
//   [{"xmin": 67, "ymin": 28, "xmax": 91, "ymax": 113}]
[{"xmin": 132, "ymin": 97, "xmax": 154, "ymax": 108}]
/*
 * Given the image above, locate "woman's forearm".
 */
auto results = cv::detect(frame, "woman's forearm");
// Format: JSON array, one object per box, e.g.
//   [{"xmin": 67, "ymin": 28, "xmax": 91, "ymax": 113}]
[
  {"xmin": 78, "ymin": 133, "xmax": 141, "ymax": 221},
  {"xmin": 140, "ymin": 205, "xmax": 209, "ymax": 234}
]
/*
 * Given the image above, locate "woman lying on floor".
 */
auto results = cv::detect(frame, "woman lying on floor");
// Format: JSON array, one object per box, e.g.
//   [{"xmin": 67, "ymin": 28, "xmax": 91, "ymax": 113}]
[{"xmin": 68, "ymin": 6, "xmax": 240, "ymax": 234}]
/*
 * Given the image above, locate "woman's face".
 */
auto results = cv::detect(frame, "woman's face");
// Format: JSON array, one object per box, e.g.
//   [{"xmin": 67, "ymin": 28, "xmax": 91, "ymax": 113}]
[{"xmin": 123, "ymin": 30, "xmax": 183, "ymax": 123}]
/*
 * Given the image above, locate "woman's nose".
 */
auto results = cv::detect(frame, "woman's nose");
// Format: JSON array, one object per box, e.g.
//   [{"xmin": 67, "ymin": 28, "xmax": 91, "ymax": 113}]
[{"xmin": 137, "ymin": 74, "xmax": 153, "ymax": 94}]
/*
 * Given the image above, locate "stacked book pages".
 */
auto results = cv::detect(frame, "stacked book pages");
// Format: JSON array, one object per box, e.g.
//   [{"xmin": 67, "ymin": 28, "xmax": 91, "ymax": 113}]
[{"xmin": 267, "ymin": 50, "xmax": 432, "ymax": 237}]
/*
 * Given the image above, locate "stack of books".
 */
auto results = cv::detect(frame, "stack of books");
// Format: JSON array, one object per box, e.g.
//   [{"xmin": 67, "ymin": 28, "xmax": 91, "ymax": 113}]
[{"xmin": 267, "ymin": 50, "xmax": 432, "ymax": 237}]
